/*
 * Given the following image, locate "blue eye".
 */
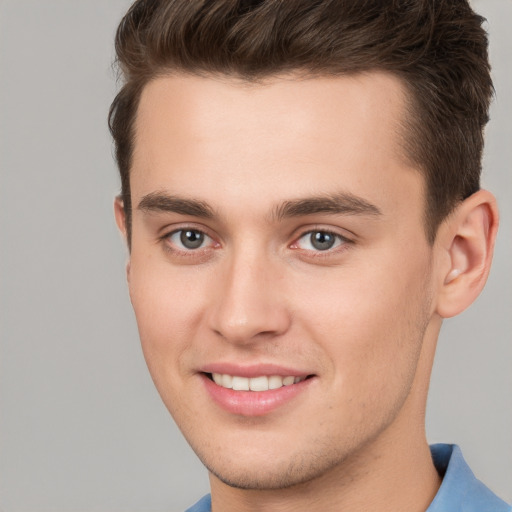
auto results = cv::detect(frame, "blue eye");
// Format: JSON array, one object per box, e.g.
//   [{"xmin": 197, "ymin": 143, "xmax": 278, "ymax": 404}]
[
  {"xmin": 168, "ymin": 229, "xmax": 211, "ymax": 250},
  {"xmin": 296, "ymin": 230, "xmax": 344, "ymax": 251}
]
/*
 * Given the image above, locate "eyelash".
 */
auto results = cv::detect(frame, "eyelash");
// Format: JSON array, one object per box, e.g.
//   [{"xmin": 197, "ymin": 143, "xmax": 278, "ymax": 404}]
[{"xmin": 159, "ymin": 227, "xmax": 352, "ymax": 259}]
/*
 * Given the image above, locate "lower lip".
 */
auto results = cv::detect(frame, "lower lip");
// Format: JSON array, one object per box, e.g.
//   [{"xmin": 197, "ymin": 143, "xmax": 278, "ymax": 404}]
[{"xmin": 201, "ymin": 374, "xmax": 313, "ymax": 416}]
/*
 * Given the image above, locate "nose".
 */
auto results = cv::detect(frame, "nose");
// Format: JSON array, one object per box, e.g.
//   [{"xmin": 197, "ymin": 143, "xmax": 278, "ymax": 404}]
[{"xmin": 207, "ymin": 251, "xmax": 291, "ymax": 345}]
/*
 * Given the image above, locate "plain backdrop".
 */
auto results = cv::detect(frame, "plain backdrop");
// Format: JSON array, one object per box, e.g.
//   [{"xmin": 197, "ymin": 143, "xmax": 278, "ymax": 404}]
[{"xmin": 0, "ymin": 1, "xmax": 510, "ymax": 511}]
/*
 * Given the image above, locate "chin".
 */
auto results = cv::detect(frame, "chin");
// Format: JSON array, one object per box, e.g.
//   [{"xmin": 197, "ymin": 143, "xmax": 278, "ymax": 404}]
[
  {"xmin": 206, "ymin": 460, "xmax": 329, "ymax": 490},
  {"xmin": 193, "ymin": 437, "xmax": 349, "ymax": 491}
]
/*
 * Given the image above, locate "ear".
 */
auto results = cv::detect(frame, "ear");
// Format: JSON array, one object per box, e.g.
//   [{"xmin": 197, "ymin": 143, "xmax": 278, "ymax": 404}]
[
  {"xmin": 114, "ymin": 196, "xmax": 131, "ymax": 281},
  {"xmin": 114, "ymin": 196, "xmax": 128, "ymax": 238},
  {"xmin": 435, "ymin": 190, "xmax": 499, "ymax": 318}
]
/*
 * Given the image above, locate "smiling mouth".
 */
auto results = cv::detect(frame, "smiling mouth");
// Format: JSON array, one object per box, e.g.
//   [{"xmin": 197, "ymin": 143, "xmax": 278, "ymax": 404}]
[{"xmin": 205, "ymin": 373, "xmax": 312, "ymax": 391}]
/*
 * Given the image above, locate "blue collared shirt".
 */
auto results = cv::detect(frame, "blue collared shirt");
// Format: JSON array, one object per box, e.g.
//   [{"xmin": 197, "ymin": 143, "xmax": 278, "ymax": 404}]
[
  {"xmin": 185, "ymin": 444, "xmax": 510, "ymax": 512},
  {"xmin": 427, "ymin": 444, "xmax": 510, "ymax": 512}
]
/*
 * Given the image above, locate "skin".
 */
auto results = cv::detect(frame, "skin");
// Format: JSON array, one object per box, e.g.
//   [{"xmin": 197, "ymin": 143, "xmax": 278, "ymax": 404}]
[{"xmin": 115, "ymin": 72, "xmax": 498, "ymax": 512}]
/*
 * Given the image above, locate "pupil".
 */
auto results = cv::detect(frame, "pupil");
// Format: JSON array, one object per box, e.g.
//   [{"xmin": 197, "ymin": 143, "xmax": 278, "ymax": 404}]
[
  {"xmin": 180, "ymin": 230, "xmax": 204, "ymax": 249},
  {"xmin": 311, "ymin": 231, "xmax": 335, "ymax": 250}
]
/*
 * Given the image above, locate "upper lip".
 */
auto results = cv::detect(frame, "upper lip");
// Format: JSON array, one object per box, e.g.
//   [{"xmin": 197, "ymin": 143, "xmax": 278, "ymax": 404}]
[{"xmin": 200, "ymin": 362, "xmax": 313, "ymax": 378}]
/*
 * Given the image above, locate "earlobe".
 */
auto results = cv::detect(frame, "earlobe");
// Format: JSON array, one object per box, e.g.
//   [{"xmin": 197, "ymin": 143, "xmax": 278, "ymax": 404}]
[{"xmin": 435, "ymin": 190, "xmax": 499, "ymax": 318}]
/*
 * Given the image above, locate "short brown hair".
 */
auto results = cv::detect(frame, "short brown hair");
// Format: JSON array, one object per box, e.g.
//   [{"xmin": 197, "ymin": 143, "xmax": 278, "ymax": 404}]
[{"xmin": 109, "ymin": 0, "xmax": 493, "ymax": 244}]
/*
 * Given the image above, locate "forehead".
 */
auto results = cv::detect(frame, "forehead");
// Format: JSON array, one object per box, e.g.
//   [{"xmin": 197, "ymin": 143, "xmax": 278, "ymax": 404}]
[
  {"xmin": 134, "ymin": 71, "xmax": 409, "ymax": 160},
  {"xmin": 131, "ymin": 72, "xmax": 422, "ymax": 221}
]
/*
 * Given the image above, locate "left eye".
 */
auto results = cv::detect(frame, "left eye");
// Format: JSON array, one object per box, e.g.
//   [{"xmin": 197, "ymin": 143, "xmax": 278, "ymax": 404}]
[
  {"xmin": 295, "ymin": 230, "xmax": 345, "ymax": 251},
  {"xmin": 167, "ymin": 229, "xmax": 211, "ymax": 250}
]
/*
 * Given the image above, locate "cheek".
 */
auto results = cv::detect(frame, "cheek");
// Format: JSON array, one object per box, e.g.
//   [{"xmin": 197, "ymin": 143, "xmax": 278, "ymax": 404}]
[
  {"xmin": 128, "ymin": 254, "xmax": 207, "ymax": 378},
  {"xmin": 294, "ymin": 249, "xmax": 432, "ymax": 395}
]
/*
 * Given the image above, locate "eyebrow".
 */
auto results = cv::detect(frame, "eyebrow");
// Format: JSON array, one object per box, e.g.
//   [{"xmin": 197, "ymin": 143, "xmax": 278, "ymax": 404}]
[
  {"xmin": 138, "ymin": 192, "xmax": 215, "ymax": 218},
  {"xmin": 271, "ymin": 192, "xmax": 382, "ymax": 220},
  {"xmin": 137, "ymin": 190, "xmax": 382, "ymax": 221}
]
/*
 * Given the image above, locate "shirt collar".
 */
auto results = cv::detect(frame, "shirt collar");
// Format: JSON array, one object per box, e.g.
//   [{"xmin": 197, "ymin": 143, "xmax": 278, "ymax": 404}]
[{"xmin": 427, "ymin": 443, "xmax": 510, "ymax": 512}]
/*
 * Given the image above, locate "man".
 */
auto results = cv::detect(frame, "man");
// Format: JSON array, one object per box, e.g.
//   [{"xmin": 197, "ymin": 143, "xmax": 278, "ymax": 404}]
[{"xmin": 109, "ymin": 1, "xmax": 510, "ymax": 511}]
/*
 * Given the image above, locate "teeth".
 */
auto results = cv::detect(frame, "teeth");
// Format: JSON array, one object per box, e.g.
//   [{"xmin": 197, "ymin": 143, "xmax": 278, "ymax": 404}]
[
  {"xmin": 221, "ymin": 374, "xmax": 233, "ymax": 388},
  {"xmin": 268, "ymin": 375, "xmax": 284, "ymax": 390},
  {"xmin": 211, "ymin": 373, "xmax": 306, "ymax": 391},
  {"xmin": 249, "ymin": 376, "xmax": 268, "ymax": 391},
  {"xmin": 232, "ymin": 376, "xmax": 250, "ymax": 391}
]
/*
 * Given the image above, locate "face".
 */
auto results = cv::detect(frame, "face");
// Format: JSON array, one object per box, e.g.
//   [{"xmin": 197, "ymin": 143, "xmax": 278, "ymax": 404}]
[{"xmin": 121, "ymin": 72, "xmax": 439, "ymax": 490}]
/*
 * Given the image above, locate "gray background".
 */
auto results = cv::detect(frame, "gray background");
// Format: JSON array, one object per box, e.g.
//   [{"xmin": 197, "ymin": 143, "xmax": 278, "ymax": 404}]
[{"xmin": 0, "ymin": 0, "xmax": 510, "ymax": 510}]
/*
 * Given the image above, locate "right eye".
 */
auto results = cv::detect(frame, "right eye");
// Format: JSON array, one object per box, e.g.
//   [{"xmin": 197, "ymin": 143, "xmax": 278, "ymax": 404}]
[{"xmin": 166, "ymin": 229, "xmax": 213, "ymax": 251}]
